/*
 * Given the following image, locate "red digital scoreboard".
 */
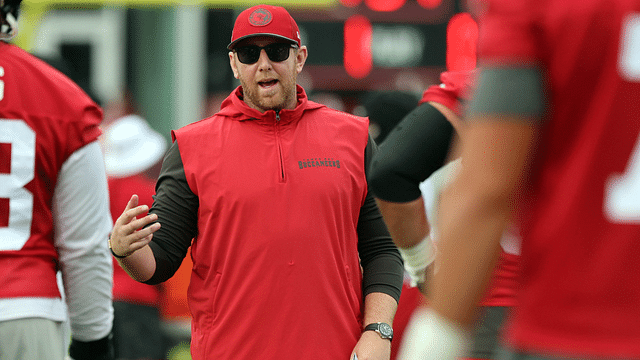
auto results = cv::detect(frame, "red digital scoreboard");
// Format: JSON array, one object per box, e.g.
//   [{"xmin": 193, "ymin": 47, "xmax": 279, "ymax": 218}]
[{"xmin": 286, "ymin": 0, "xmax": 476, "ymax": 91}]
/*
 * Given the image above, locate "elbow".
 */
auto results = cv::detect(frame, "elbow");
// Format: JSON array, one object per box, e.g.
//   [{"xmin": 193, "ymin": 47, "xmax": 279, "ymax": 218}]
[{"xmin": 368, "ymin": 163, "xmax": 422, "ymax": 203}]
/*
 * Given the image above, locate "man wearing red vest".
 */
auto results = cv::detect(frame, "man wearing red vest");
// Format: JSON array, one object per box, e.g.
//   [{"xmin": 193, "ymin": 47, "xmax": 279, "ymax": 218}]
[{"xmin": 108, "ymin": 4, "xmax": 404, "ymax": 360}]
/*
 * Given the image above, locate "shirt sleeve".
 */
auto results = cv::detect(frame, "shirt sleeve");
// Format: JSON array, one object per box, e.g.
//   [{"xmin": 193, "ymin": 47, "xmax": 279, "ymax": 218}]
[
  {"xmin": 419, "ymin": 70, "xmax": 477, "ymax": 116},
  {"xmin": 358, "ymin": 134, "xmax": 405, "ymax": 303},
  {"xmin": 368, "ymin": 103, "xmax": 454, "ymax": 203},
  {"xmin": 53, "ymin": 141, "xmax": 114, "ymax": 342},
  {"xmin": 145, "ymin": 140, "xmax": 198, "ymax": 285}
]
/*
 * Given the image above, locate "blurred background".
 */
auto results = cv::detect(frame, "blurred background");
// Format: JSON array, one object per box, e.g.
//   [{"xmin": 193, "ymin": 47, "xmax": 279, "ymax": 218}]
[
  {"xmin": 11, "ymin": 0, "xmax": 477, "ymax": 358},
  {"xmin": 14, "ymin": 0, "xmax": 477, "ymax": 143}
]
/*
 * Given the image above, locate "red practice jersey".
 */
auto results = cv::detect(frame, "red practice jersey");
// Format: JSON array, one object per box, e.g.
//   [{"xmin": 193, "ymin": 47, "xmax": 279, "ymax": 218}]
[
  {"xmin": 0, "ymin": 42, "xmax": 102, "ymax": 298},
  {"xmin": 419, "ymin": 70, "xmax": 477, "ymax": 116},
  {"xmin": 477, "ymin": 0, "xmax": 640, "ymax": 357}
]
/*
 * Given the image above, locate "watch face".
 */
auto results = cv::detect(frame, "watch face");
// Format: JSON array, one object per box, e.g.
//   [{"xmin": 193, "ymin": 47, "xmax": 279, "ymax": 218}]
[{"xmin": 379, "ymin": 323, "xmax": 393, "ymax": 337}]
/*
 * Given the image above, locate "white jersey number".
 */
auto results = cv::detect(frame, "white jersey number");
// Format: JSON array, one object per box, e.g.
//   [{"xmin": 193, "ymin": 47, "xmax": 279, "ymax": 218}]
[
  {"xmin": 618, "ymin": 14, "xmax": 640, "ymax": 81},
  {"xmin": 605, "ymin": 134, "xmax": 640, "ymax": 223},
  {"xmin": 0, "ymin": 119, "xmax": 35, "ymax": 250},
  {"xmin": 606, "ymin": 14, "xmax": 640, "ymax": 223}
]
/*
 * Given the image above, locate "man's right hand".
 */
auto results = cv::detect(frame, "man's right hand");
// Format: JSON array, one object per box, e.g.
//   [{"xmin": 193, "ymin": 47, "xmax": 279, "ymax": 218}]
[{"xmin": 109, "ymin": 194, "xmax": 161, "ymax": 258}]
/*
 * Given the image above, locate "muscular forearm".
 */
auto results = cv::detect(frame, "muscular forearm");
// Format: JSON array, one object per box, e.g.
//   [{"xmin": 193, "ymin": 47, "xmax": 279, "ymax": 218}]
[
  {"xmin": 375, "ymin": 197, "xmax": 436, "ymax": 290},
  {"xmin": 431, "ymin": 119, "xmax": 536, "ymax": 327},
  {"xmin": 351, "ymin": 292, "xmax": 397, "ymax": 360},
  {"xmin": 363, "ymin": 292, "xmax": 398, "ymax": 327},
  {"xmin": 375, "ymin": 197, "xmax": 429, "ymax": 248},
  {"xmin": 432, "ymin": 179, "xmax": 505, "ymax": 327}
]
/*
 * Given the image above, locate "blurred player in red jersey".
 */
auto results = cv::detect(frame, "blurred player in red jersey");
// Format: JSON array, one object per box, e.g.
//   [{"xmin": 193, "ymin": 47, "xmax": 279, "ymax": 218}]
[
  {"xmin": 397, "ymin": 0, "xmax": 640, "ymax": 359},
  {"xmin": 359, "ymin": 90, "xmax": 426, "ymax": 360},
  {"xmin": 370, "ymin": 70, "xmax": 520, "ymax": 360},
  {"xmin": 0, "ymin": 0, "xmax": 114, "ymax": 359},
  {"xmin": 101, "ymin": 113, "xmax": 167, "ymax": 360}
]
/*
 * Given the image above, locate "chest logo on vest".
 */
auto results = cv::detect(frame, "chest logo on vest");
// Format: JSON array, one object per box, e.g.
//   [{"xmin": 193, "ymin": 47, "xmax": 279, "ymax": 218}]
[{"xmin": 298, "ymin": 158, "xmax": 341, "ymax": 169}]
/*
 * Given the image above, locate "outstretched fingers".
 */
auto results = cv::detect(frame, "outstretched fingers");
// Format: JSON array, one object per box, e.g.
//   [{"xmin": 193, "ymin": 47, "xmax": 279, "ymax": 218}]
[
  {"xmin": 111, "ymin": 194, "xmax": 161, "ymax": 257},
  {"xmin": 127, "ymin": 221, "xmax": 161, "ymax": 252},
  {"xmin": 115, "ymin": 195, "xmax": 145, "ymax": 227}
]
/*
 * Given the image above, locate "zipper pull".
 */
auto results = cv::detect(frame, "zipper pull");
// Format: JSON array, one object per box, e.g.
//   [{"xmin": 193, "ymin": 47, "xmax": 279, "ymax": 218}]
[{"xmin": 275, "ymin": 110, "xmax": 281, "ymax": 122}]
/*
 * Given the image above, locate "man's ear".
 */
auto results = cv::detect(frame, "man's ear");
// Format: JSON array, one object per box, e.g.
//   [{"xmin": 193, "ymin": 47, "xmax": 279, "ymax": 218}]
[
  {"xmin": 229, "ymin": 51, "xmax": 239, "ymax": 79},
  {"xmin": 295, "ymin": 46, "xmax": 308, "ymax": 74}
]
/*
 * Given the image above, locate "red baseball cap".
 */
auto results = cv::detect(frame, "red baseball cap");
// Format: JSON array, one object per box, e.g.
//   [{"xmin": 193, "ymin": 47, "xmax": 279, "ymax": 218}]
[{"xmin": 227, "ymin": 4, "xmax": 301, "ymax": 50}]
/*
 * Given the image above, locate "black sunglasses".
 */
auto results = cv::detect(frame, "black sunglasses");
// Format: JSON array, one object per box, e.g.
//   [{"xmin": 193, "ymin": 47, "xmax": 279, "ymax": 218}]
[{"xmin": 234, "ymin": 43, "xmax": 297, "ymax": 65}]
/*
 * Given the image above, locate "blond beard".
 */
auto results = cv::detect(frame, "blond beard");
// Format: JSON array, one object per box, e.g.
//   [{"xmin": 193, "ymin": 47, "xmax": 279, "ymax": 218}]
[{"xmin": 238, "ymin": 69, "xmax": 298, "ymax": 113}]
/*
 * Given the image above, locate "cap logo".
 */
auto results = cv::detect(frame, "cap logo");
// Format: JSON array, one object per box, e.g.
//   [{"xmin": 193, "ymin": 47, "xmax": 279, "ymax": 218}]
[{"xmin": 248, "ymin": 8, "xmax": 272, "ymax": 26}]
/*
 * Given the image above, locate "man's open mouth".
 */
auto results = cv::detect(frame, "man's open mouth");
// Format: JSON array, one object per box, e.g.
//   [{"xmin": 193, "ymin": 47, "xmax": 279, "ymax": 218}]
[{"xmin": 259, "ymin": 79, "xmax": 278, "ymax": 88}]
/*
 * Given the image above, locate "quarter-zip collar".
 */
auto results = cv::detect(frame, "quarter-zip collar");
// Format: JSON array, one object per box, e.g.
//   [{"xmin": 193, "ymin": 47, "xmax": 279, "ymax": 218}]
[{"xmin": 216, "ymin": 84, "xmax": 323, "ymax": 125}]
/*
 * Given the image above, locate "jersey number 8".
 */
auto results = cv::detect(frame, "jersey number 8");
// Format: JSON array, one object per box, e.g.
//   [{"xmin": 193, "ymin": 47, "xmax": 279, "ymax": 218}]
[{"xmin": 0, "ymin": 119, "xmax": 35, "ymax": 251}]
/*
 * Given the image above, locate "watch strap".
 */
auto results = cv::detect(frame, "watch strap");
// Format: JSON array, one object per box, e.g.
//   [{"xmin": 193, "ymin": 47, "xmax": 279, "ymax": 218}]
[{"xmin": 363, "ymin": 322, "xmax": 393, "ymax": 341}]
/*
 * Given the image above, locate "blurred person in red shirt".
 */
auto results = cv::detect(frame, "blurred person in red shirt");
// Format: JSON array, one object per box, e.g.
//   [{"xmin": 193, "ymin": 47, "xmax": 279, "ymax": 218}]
[
  {"xmin": 396, "ymin": 0, "xmax": 640, "ymax": 359},
  {"xmin": 370, "ymin": 70, "xmax": 520, "ymax": 360}
]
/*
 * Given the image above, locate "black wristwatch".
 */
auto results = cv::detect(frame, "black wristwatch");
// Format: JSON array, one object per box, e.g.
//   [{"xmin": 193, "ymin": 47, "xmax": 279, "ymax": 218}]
[{"xmin": 363, "ymin": 322, "xmax": 393, "ymax": 341}]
